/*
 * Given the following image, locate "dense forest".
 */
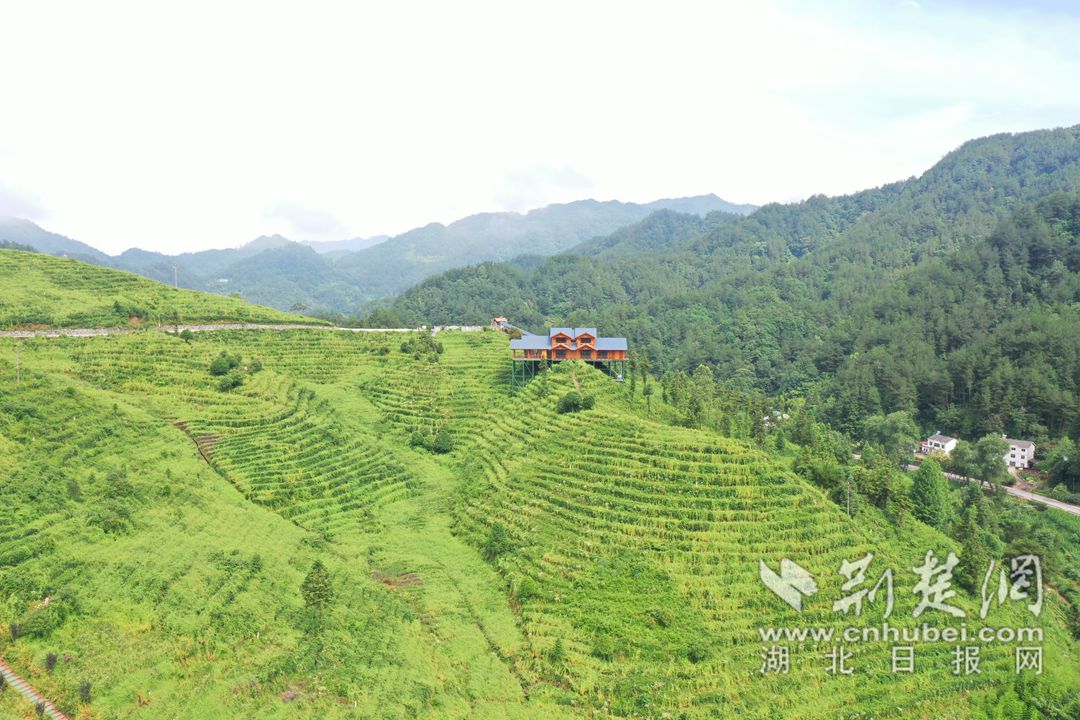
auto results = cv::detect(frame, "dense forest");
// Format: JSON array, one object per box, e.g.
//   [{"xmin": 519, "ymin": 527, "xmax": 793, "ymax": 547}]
[{"xmin": 379, "ymin": 126, "xmax": 1080, "ymax": 447}]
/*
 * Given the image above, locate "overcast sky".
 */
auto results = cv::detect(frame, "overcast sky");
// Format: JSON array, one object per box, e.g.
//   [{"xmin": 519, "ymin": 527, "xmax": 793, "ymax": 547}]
[{"xmin": 2, "ymin": 0, "xmax": 1079, "ymax": 254}]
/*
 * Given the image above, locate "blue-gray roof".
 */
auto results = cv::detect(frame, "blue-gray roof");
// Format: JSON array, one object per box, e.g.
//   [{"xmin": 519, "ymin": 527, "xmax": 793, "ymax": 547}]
[
  {"xmin": 510, "ymin": 335, "xmax": 551, "ymax": 350},
  {"xmin": 512, "ymin": 326, "xmax": 626, "ymax": 352},
  {"xmin": 595, "ymin": 337, "xmax": 628, "ymax": 351},
  {"xmin": 549, "ymin": 327, "xmax": 598, "ymax": 338}
]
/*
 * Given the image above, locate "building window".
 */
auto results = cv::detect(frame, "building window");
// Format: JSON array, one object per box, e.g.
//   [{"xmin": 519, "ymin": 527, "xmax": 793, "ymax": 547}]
[
  {"xmin": 555, "ymin": 350, "xmax": 566, "ymax": 359},
  {"xmin": 598, "ymin": 350, "xmax": 608, "ymax": 359},
  {"xmin": 582, "ymin": 350, "xmax": 592, "ymax": 359}
]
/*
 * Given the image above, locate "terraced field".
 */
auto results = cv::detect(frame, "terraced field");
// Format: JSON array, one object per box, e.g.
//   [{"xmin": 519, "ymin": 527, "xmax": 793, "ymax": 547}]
[
  {"xmin": 0, "ymin": 249, "xmax": 318, "ymax": 328},
  {"xmin": 2, "ymin": 327, "xmax": 1077, "ymax": 719},
  {"xmin": 453, "ymin": 363, "xmax": 1080, "ymax": 717}
]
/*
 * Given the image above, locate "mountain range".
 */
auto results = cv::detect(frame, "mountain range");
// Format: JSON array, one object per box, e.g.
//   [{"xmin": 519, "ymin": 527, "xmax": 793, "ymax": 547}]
[
  {"xmin": 382, "ymin": 124, "xmax": 1080, "ymax": 443},
  {"xmin": 0, "ymin": 194, "xmax": 754, "ymax": 315}
]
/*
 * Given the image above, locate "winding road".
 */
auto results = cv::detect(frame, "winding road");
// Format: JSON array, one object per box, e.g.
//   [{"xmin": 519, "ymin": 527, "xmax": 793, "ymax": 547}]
[{"xmin": 906, "ymin": 464, "xmax": 1080, "ymax": 517}]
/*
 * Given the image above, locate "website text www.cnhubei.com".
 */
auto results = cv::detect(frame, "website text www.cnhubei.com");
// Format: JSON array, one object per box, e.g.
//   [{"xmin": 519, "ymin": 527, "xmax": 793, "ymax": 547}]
[{"xmin": 758, "ymin": 622, "xmax": 1044, "ymax": 645}]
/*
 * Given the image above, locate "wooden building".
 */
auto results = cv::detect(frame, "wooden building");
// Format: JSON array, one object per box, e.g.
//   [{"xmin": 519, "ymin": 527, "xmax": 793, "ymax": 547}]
[{"xmin": 508, "ymin": 325, "xmax": 627, "ymax": 392}]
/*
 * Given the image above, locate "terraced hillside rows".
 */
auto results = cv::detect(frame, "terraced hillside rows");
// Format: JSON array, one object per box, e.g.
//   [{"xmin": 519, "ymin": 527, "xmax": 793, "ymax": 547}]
[
  {"xmin": 0, "ymin": 249, "xmax": 320, "ymax": 328},
  {"xmin": 2, "ymin": 327, "xmax": 1078, "ymax": 719},
  {"xmin": 1, "ymin": 328, "xmax": 580, "ymax": 719},
  {"xmin": 453, "ymin": 363, "xmax": 1080, "ymax": 718}
]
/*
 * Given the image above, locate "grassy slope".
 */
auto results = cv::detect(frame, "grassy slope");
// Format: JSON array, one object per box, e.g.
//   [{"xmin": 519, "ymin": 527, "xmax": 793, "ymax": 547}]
[
  {"xmin": 0, "ymin": 249, "xmax": 323, "ymax": 328},
  {"xmin": 0, "ymin": 328, "xmax": 1077, "ymax": 718}
]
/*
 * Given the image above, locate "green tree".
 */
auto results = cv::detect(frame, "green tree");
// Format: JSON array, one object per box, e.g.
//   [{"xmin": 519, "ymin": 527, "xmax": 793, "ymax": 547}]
[
  {"xmin": 861, "ymin": 411, "xmax": 918, "ymax": 467},
  {"xmin": 300, "ymin": 560, "xmax": 335, "ymax": 613},
  {"xmin": 773, "ymin": 427, "xmax": 787, "ymax": 453},
  {"xmin": 910, "ymin": 459, "xmax": 948, "ymax": 528},
  {"xmin": 638, "ymin": 354, "xmax": 652, "ymax": 400},
  {"xmin": 955, "ymin": 507, "xmax": 992, "ymax": 593},
  {"xmin": 1045, "ymin": 437, "xmax": 1080, "ymax": 491},
  {"xmin": 972, "ymin": 434, "xmax": 1010, "ymax": 488},
  {"xmin": 948, "ymin": 440, "xmax": 976, "ymax": 481}
]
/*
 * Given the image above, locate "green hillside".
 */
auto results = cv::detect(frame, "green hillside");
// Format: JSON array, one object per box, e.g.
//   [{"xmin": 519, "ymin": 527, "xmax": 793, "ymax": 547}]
[
  {"xmin": 2, "ymin": 318, "xmax": 1078, "ymax": 718},
  {"xmin": 0, "ymin": 249, "xmax": 323, "ymax": 328},
  {"xmin": 381, "ymin": 126, "xmax": 1080, "ymax": 444}
]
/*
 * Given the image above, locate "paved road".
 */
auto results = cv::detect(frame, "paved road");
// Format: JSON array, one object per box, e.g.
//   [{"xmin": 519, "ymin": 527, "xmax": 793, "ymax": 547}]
[
  {"xmin": 906, "ymin": 464, "xmax": 1080, "ymax": 517},
  {"xmin": 0, "ymin": 658, "xmax": 69, "ymax": 719}
]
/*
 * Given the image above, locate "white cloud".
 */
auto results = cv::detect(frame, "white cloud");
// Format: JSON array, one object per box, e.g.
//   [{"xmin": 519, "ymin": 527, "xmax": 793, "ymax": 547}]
[
  {"xmin": 493, "ymin": 165, "xmax": 594, "ymax": 213},
  {"xmin": 0, "ymin": 180, "xmax": 45, "ymax": 220},
  {"xmin": 262, "ymin": 200, "xmax": 349, "ymax": 241},
  {"xmin": 0, "ymin": 0, "xmax": 1078, "ymax": 253}
]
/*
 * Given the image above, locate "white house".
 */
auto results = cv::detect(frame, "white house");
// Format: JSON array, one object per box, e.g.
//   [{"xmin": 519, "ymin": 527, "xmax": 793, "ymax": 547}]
[
  {"xmin": 1003, "ymin": 436, "xmax": 1035, "ymax": 469},
  {"xmin": 921, "ymin": 433, "xmax": 958, "ymax": 456}
]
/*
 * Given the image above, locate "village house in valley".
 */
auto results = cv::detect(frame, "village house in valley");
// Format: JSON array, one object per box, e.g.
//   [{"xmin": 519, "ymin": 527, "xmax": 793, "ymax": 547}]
[
  {"xmin": 920, "ymin": 432, "xmax": 958, "ymax": 456},
  {"xmin": 1003, "ymin": 436, "xmax": 1036, "ymax": 469}
]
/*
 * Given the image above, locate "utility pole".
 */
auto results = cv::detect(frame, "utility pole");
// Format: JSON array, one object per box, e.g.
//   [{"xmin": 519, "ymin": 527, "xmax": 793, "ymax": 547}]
[{"xmin": 172, "ymin": 263, "xmax": 178, "ymax": 289}]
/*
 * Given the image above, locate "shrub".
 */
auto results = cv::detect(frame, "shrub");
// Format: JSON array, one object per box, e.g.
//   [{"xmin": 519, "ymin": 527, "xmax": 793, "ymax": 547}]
[
  {"xmin": 400, "ymin": 333, "xmax": 443, "ymax": 361},
  {"xmin": 482, "ymin": 522, "xmax": 513, "ymax": 561},
  {"xmin": 86, "ymin": 500, "xmax": 133, "ymax": 534},
  {"xmin": 209, "ymin": 351, "xmax": 242, "ymax": 376},
  {"xmin": 645, "ymin": 608, "xmax": 674, "ymax": 628},
  {"xmin": 44, "ymin": 652, "xmax": 57, "ymax": 672},
  {"xmin": 409, "ymin": 428, "xmax": 454, "ymax": 454},
  {"xmin": 557, "ymin": 391, "xmax": 596, "ymax": 413},
  {"xmin": 515, "ymin": 576, "xmax": 540, "ymax": 601},
  {"xmin": 248, "ymin": 357, "xmax": 263, "ymax": 373},
  {"xmin": 300, "ymin": 560, "xmax": 335, "ymax": 613},
  {"xmin": 178, "ymin": 329, "xmax": 194, "ymax": 344},
  {"xmin": 218, "ymin": 370, "xmax": 245, "ymax": 392},
  {"xmin": 591, "ymin": 633, "xmax": 619, "ymax": 661},
  {"xmin": 79, "ymin": 681, "xmax": 92, "ymax": 704},
  {"xmin": 557, "ymin": 391, "xmax": 583, "ymax": 413},
  {"xmin": 429, "ymin": 428, "xmax": 454, "ymax": 454},
  {"xmin": 687, "ymin": 641, "xmax": 709, "ymax": 663}
]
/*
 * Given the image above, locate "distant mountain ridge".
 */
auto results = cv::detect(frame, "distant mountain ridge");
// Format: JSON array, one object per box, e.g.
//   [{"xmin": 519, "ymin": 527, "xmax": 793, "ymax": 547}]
[
  {"xmin": 0, "ymin": 193, "xmax": 754, "ymax": 315},
  {"xmin": 332, "ymin": 194, "xmax": 753, "ymax": 298}
]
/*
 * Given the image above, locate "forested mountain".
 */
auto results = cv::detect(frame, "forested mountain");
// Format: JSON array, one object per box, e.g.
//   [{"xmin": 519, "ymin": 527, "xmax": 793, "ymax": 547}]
[
  {"xmin": 0, "ymin": 217, "xmax": 110, "ymax": 264},
  {"xmin": 0, "ymin": 194, "xmax": 750, "ymax": 315},
  {"xmin": 382, "ymin": 125, "xmax": 1080, "ymax": 443},
  {"xmin": 333, "ymin": 194, "xmax": 754, "ymax": 298},
  {"xmin": 300, "ymin": 234, "xmax": 389, "ymax": 255}
]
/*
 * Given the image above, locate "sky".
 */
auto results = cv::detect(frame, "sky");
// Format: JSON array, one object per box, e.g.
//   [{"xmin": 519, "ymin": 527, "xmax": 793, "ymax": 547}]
[{"xmin": 1, "ymin": 0, "xmax": 1079, "ymax": 254}]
